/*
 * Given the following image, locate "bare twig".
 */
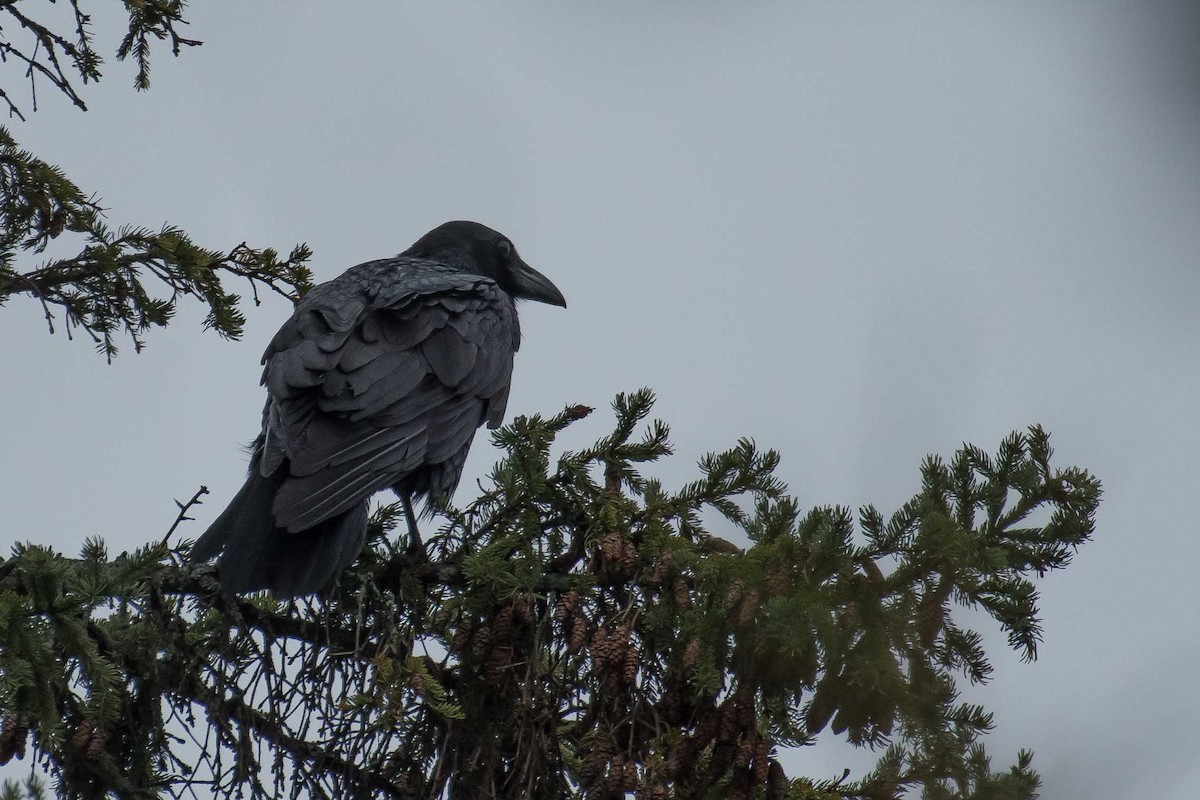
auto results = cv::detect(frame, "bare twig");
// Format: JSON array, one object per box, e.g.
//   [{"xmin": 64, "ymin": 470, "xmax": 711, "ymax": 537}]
[{"xmin": 162, "ymin": 485, "xmax": 209, "ymax": 547}]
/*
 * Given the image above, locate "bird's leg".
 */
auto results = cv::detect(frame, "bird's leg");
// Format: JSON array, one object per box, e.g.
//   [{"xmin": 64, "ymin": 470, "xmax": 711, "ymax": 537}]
[{"xmin": 401, "ymin": 493, "xmax": 426, "ymax": 560}]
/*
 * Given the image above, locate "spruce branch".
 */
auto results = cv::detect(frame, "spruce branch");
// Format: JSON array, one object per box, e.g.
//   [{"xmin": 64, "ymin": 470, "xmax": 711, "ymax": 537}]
[
  {"xmin": 0, "ymin": 128, "xmax": 313, "ymax": 359},
  {"xmin": 0, "ymin": 0, "xmax": 203, "ymax": 118},
  {"xmin": 0, "ymin": 395, "xmax": 1099, "ymax": 798}
]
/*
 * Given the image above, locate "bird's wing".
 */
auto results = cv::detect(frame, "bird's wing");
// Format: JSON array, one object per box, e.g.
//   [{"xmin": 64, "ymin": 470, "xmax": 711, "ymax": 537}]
[{"xmin": 259, "ymin": 263, "xmax": 519, "ymax": 532}]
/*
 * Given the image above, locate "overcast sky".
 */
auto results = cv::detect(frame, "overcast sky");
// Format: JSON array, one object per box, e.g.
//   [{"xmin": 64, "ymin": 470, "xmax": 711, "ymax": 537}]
[{"xmin": 2, "ymin": 2, "xmax": 1198, "ymax": 797}]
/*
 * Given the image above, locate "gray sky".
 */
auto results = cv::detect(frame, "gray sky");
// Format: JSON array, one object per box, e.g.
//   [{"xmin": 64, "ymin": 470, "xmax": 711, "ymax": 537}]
[{"xmin": 3, "ymin": 2, "xmax": 1198, "ymax": 797}]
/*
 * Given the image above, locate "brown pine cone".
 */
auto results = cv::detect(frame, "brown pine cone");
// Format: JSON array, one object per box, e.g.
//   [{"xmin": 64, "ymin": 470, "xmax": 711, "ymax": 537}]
[
  {"xmin": 570, "ymin": 615, "xmax": 588, "ymax": 654},
  {"xmin": 620, "ymin": 538, "xmax": 639, "ymax": 578},
  {"xmin": 736, "ymin": 695, "xmax": 757, "ymax": 729},
  {"xmin": 72, "ymin": 720, "xmax": 94, "ymax": 752},
  {"xmin": 717, "ymin": 701, "xmax": 739, "ymax": 743},
  {"xmin": 488, "ymin": 644, "xmax": 514, "ymax": 681},
  {"xmin": 600, "ymin": 531, "xmax": 623, "ymax": 564},
  {"xmin": 694, "ymin": 706, "xmax": 719, "ymax": 746},
  {"xmin": 737, "ymin": 588, "xmax": 760, "ymax": 626},
  {"xmin": 765, "ymin": 567, "xmax": 790, "ymax": 596},
  {"xmin": 917, "ymin": 589, "xmax": 946, "ymax": 648},
  {"xmin": 492, "ymin": 604, "xmax": 515, "ymax": 644},
  {"xmin": 752, "ymin": 738, "xmax": 771, "ymax": 784},
  {"xmin": 622, "ymin": 644, "xmax": 640, "ymax": 686},
  {"xmin": 472, "ymin": 625, "xmax": 492, "ymax": 659},
  {"xmin": 0, "ymin": 711, "xmax": 28, "ymax": 765},
  {"xmin": 512, "ymin": 596, "xmax": 533, "ymax": 625},
  {"xmin": 734, "ymin": 736, "xmax": 755, "ymax": 769},
  {"xmin": 650, "ymin": 550, "xmax": 673, "ymax": 583},
  {"xmin": 451, "ymin": 618, "xmax": 475, "ymax": 654},
  {"xmin": 673, "ymin": 578, "xmax": 692, "ymax": 609},
  {"xmin": 682, "ymin": 637, "xmax": 701, "ymax": 672},
  {"xmin": 554, "ymin": 591, "xmax": 580, "ymax": 623},
  {"xmin": 766, "ymin": 760, "xmax": 788, "ymax": 800},
  {"xmin": 623, "ymin": 759, "xmax": 639, "ymax": 791},
  {"xmin": 613, "ymin": 624, "xmax": 631, "ymax": 649}
]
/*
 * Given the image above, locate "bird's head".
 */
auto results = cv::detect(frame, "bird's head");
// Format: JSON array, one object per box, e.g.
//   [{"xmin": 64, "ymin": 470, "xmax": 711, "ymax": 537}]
[{"xmin": 403, "ymin": 221, "xmax": 567, "ymax": 308}]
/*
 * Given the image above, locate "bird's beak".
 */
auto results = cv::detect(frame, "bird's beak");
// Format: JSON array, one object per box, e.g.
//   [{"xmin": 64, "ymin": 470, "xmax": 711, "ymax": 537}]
[{"xmin": 513, "ymin": 260, "xmax": 567, "ymax": 308}]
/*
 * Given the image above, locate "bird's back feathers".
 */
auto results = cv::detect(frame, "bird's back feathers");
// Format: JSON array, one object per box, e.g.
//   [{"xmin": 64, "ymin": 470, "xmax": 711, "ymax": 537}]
[
  {"xmin": 259, "ymin": 263, "xmax": 519, "ymax": 534},
  {"xmin": 191, "ymin": 222, "xmax": 560, "ymax": 597}
]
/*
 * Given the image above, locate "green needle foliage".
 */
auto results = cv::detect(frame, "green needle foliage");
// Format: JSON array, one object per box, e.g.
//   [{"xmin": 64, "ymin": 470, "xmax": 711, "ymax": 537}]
[
  {"xmin": 0, "ymin": 391, "xmax": 1100, "ymax": 799},
  {"xmin": 0, "ymin": 1, "xmax": 314, "ymax": 359},
  {"xmin": 0, "ymin": 129, "xmax": 314, "ymax": 359},
  {"xmin": 0, "ymin": 1, "xmax": 200, "ymax": 118}
]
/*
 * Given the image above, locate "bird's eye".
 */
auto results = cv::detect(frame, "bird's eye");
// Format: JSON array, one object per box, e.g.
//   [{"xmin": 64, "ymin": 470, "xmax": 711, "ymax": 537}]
[{"xmin": 498, "ymin": 240, "xmax": 513, "ymax": 259}]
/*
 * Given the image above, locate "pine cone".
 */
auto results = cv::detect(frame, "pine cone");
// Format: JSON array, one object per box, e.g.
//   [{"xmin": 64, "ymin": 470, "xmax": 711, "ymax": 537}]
[
  {"xmin": 752, "ymin": 739, "xmax": 770, "ymax": 784},
  {"xmin": 622, "ymin": 644, "xmax": 640, "ymax": 686},
  {"xmin": 659, "ymin": 685, "xmax": 682, "ymax": 724},
  {"xmin": 917, "ymin": 589, "xmax": 946, "ymax": 648},
  {"xmin": 570, "ymin": 615, "xmax": 589, "ymax": 654},
  {"xmin": 737, "ymin": 588, "xmax": 760, "ymax": 626},
  {"xmin": 766, "ymin": 760, "xmax": 788, "ymax": 800},
  {"xmin": 603, "ymin": 755, "xmax": 625, "ymax": 794},
  {"xmin": 709, "ymin": 742, "xmax": 736, "ymax": 776},
  {"xmin": 673, "ymin": 578, "xmax": 692, "ymax": 609},
  {"xmin": 620, "ymin": 538, "xmax": 639, "ymax": 578},
  {"xmin": 644, "ymin": 784, "xmax": 668, "ymax": 800},
  {"xmin": 717, "ymin": 701, "xmax": 739, "ymax": 743},
  {"xmin": 598, "ymin": 532, "xmax": 639, "ymax": 582},
  {"xmin": 488, "ymin": 644, "xmax": 514, "ymax": 681},
  {"xmin": 666, "ymin": 738, "xmax": 695, "ymax": 781},
  {"xmin": 589, "ymin": 627, "xmax": 612, "ymax": 665},
  {"xmin": 0, "ymin": 711, "xmax": 28, "ymax": 765},
  {"xmin": 727, "ymin": 579, "xmax": 745, "ymax": 608},
  {"xmin": 805, "ymin": 680, "xmax": 837, "ymax": 735},
  {"xmin": 86, "ymin": 734, "xmax": 107, "ymax": 760},
  {"xmin": 765, "ymin": 567, "xmax": 790, "ymax": 596},
  {"xmin": 729, "ymin": 766, "xmax": 754, "ymax": 800},
  {"xmin": 682, "ymin": 637, "xmax": 701, "ymax": 673},
  {"xmin": 554, "ymin": 591, "xmax": 579, "ymax": 623},
  {"xmin": 471, "ymin": 625, "xmax": 492, "ymax": 659},
  {"xmin": 581, "ymin": 745, "xmax": 605, "ymax": 783},
  {"xmin": 512, "ymin": 596, "xmax": 533, "ymax": 625},
  {"xmin": 492, "ymin": 604, "xmax": 515, "ymax": 644},
  {"xmin": 613, "ymin": 624, "xmax": 631, "ymax": 649},
  {"xmin": 734, "ymin": 736, "xmax": 755, "ymax": 769},
  {"xmin": 650, "ymin": 550, "xmax": 673, "ymax": 583},
  {"xmin": 694, "ymin": 706, "xmax": 719, "ymax": 746},
  {"xmin": 736, "ymin": 695, "xmax": 757, "ymax": 729},
  {"xmin": 861, "ymin": 558, "xmax": 886, "ymax": 583},
  {"xmin": 72, "ymin": 720, "xmax": 94, "ymax": 752},
  {"xmin": 623, "ymin": 759, "xmax": 639, "ymax": 791},
  {"xmin": 565, "ymin": 404, "xmax": 594, "ymax": 422},
  {"xmin": 83, "ymin": 725, "xmax": 107, "ymax": 759},
  {"xmin": 451, "ymin": 619, "xmax": 474, "ymax": 654},
  {"xmin": 840, "ymin": 600, "xmax": 861, "ymax": 631},
  {"xmin": 600, "ymin": 531, "xmax": 622, "ymax": 564}
]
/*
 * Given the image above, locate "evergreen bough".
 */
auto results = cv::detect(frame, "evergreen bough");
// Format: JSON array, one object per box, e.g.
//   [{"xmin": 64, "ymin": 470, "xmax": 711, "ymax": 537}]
[
  {"xmin": 0, "ymin": 390, "xmax": 1100, "ymax": 799},
  {"xmin": 0, "ymin": 1, "xmax": 313, "ymax": 360}
]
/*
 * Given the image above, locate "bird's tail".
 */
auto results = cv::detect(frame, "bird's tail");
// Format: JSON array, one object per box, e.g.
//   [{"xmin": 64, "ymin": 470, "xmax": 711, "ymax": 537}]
[{"xmin": 190, "ymin": 452, "xmax": 368, "ymax": 599}]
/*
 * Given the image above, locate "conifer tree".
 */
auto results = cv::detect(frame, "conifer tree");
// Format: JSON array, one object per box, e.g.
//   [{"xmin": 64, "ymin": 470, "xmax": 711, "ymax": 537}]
[
  {"xmin": 0, "ymin": 5, "xmax": 1102, "ymax": 799},
  {"xmin": 0, "ymin": 392, "xmax": 1099, "ymax": 799}
]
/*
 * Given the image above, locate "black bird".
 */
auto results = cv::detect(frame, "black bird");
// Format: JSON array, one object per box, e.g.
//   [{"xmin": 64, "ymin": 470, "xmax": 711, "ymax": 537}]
[{"xmin": 190, "ymin": 221, "xmax": 566, "ymax": 597}]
